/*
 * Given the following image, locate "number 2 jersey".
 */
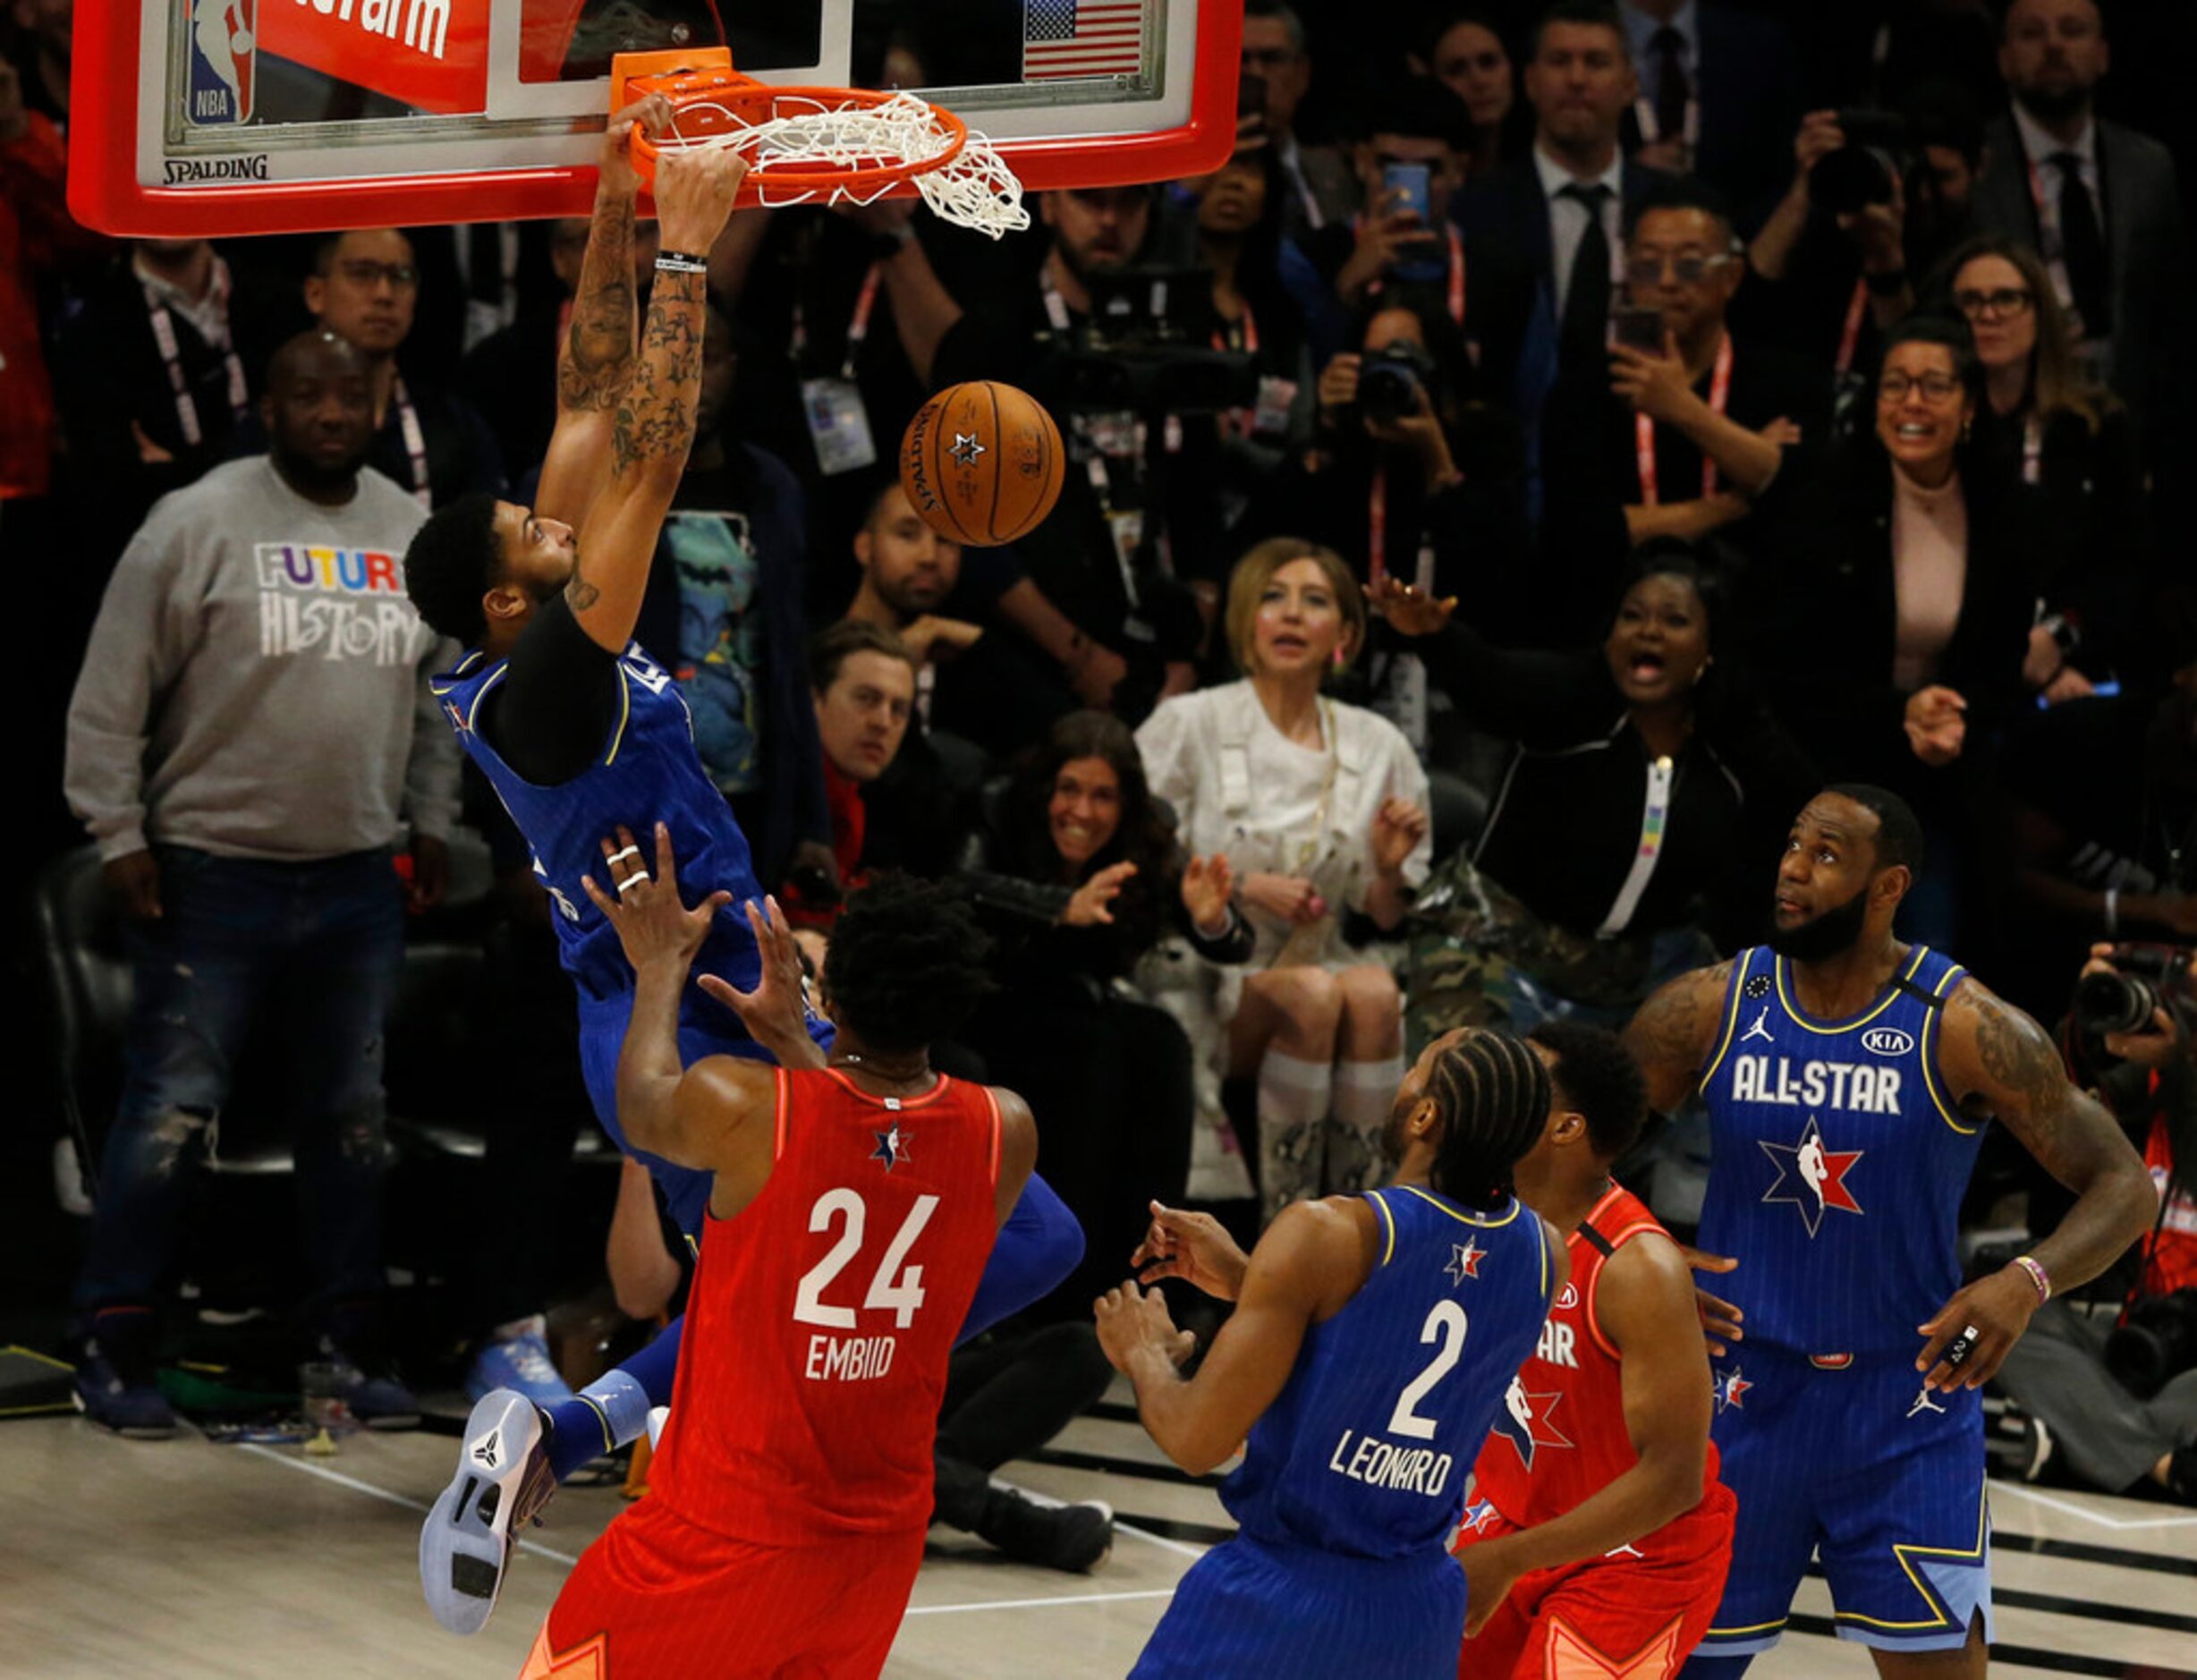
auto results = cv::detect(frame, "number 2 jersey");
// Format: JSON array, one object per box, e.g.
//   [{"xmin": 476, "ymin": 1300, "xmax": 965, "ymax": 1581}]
[
  {"xmin": 1696, "ymin": 944, "xmax": 1977, "ymax": 1356},
  {"xmin": 646, "ymin": 1067, "xmax": 1003, "ymax": 1545},
  {"xmin": 1223, "ymin": 1184, "xmax": 1556, "ymax": 1559}
]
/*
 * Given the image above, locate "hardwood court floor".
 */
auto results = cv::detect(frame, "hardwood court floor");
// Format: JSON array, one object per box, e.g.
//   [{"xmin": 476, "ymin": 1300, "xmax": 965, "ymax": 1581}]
[{"xmin": 2, "ymin": 1384, "xmax": 2191, "ymax": 1677}]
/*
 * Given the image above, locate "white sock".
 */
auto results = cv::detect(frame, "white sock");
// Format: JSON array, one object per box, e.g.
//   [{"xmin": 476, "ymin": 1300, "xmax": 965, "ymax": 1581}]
[
  {"xmin": 1258, "ymin": 1048, "xmax": 1335, "ymax": 1224},
  {"xmin": 1328, "ymin": 1054, "xmax": 1405, "ymax": 1195}
]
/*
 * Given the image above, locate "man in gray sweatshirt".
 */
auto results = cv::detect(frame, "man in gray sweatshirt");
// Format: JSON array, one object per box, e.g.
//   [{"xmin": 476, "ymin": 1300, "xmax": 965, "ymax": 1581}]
[{"xmin": 63, "ymin": 329, "xmax": 462, "ymax": 1438}]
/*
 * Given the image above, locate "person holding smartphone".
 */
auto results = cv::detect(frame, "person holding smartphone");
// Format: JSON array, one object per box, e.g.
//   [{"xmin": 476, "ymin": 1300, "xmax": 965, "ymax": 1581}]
[
  {"xmin": 1537, "ymin": 176, "xmax": 1830, "ymax": 641},
  {"xmin": 1329, "ymin": 81, "xmax": 1477, "ymax": 319}
]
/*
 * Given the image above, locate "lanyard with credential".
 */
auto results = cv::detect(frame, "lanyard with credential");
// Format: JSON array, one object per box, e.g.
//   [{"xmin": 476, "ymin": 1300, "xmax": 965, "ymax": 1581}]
[
  {"xmin": 391, "ymin": 374, "xmax": 432, "ymax": 509},
  {"xmin": 142, "ymin": 284, "xmax": 248, "ymax": 450},
  {"xmin": 1598, "ymin": 752, "xmax": 1675, "ymax": 937},
  {"xmin": 1834, "ymin": 276, "xmax": 1870, "ymax": 377},
  {"xmin": 1215, "ymin": 303, "xmax": 1260, "ymax": 437},
  {"xmin": 1635, "ymin": 332, "xmax": 1732, "ymax": 505}
]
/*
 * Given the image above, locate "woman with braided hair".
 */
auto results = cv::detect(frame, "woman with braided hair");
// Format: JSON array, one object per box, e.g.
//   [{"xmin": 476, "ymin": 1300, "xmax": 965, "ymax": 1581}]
[{"xmin": 1096, "ymin": 1027, "xmax": 1566, "ymax": 1676}]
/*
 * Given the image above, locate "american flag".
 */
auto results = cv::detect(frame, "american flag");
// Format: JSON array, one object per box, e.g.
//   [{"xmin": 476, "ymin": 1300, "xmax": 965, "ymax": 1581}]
[{"xmin": 1022, "ymin": 0, "xmax": 1145, "ymax": 81}]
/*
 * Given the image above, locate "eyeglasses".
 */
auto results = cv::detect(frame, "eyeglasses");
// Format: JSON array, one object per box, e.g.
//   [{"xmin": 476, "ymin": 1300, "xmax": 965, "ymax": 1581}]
[
  {"xmin": 335, "ymin": 259, "xmax": 419, "ymax": 290},
  {"xmin": 1952, "ymin": 286, "xmax": 2033, "ymax": 320},
  {"xmin": 1877, "ymin": 371, "xmax": 1964, "ymax": 403},
  {"xmin": 1624, "ymin": 252, "xmax": 1734, "ymax": 286}
]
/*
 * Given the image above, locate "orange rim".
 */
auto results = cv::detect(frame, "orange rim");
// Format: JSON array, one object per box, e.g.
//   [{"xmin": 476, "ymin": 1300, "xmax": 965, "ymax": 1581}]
[{"xmin": 626, "ymin": 70, "xmax": 969, "ymax": 195}]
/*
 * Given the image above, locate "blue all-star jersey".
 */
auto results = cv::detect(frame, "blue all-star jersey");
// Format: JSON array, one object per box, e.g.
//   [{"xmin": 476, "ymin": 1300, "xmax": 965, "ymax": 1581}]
[
  {"xmin": 1222, "ymin": 1184, "xmax": 1556, "ymax": 1559},
  {"xmin": 1696, "ymin": 945, "xmax": 1979, "ymax": 1357},
  {"xmin": 430, "ymin": 641, "xmax": 770, "ymax": 1009}
]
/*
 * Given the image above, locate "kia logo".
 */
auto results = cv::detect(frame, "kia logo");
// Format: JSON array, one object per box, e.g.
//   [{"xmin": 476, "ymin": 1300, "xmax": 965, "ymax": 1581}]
[{"xmin": 1862, "ymin": 1028, "xmax": 1914, "ymax": 1056}]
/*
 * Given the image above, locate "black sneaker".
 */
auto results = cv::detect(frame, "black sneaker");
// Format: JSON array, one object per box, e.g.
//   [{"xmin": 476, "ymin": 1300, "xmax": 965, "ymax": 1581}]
[
  {"xmin": 73, "ymin": 1309, "xmax": 177, "ymax": 1440},
  {"xmin": 976, "ymin": 1483, "xmax": 1114, "ymax": 1573}
]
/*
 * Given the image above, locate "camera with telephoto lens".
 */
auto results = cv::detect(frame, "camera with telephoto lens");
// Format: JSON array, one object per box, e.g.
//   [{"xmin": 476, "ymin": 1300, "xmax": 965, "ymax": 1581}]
[
  {"xmin": 1809, "ymin": 108, "xmax": 1914, "ymax": 216},
  {"xmin": 1052, "ymin": 265, "xmax": 1258, "ymax": 414},
  {"xmin": 2104, "ymin": 1289, "xmax": 2197, "ymax": 1398},
  {"xmin": 1357, "ymin": 343, "xmax": 1439, "ymax": 426},
  {"xmin": 2073, "ymin": 943, "xmax": 2197, "ymax": 1039}
]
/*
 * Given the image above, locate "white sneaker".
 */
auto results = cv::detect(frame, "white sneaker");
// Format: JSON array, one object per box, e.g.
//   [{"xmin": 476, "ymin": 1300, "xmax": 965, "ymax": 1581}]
[{"xmin": 420, "ymin": 1388, "xmax": 556, "ymax": 1635}]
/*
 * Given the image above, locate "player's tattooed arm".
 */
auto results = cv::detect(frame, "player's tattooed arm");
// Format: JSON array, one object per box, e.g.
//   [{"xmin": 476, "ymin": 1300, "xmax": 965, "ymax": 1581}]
[
  {"xmin": 1911, "ymin": 980, "xmax": 2156, "ymax": 1392},
  {"xmin": 1621, "ymin": 960, "xmax": 1733, "ymax": 1117},
  {"xmin": 1943, "ymin": 981, "xmax": 2155, "ymax": 1296},
  {"xmin": 536, "ymin": 96, "xmax": 669, "ymax": 529},
  {"xmin": 608, "ymin": 272, "xmax": 706, "ymax": 478}
]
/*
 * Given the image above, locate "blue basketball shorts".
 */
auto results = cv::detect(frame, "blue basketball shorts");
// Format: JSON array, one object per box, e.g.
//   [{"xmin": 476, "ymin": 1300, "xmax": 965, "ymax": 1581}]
[
  {"xmin": 578, "ymin": 994, "xmax": 833, "ymax": 1237},
  {"xmin": 1697, "ymin": 1345, "xmax": 1991, "ymax": 1657},
  {"xmin": 1132, "ymin": 1531, "xmax": 1466, "ymax": 1678}
]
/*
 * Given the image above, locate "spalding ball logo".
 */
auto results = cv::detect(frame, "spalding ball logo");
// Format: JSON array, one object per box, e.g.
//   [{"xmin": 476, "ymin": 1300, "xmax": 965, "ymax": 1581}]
[{"xmin": 1861, "ymin": 1028, "xmax": 1914, "ymax": 1056}]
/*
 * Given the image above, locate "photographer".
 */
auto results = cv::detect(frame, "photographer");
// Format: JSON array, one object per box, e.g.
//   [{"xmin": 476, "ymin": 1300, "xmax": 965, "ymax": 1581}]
[
  {"xmin": 1993, "ymin": 946, "xmax": 2197, "ymax": 1504},
  {"xmin": 1248, "ymin": 301, "xmax": 1527, "ymax": 620},
  {"xmin": 924, "ymin": 186, "xmax": 1229, "ymax": 717}
]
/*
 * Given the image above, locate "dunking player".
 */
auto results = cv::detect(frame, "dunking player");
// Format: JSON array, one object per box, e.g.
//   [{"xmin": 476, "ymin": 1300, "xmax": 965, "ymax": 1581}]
[
  {"xmin": 1098, "ymin": 1029, "xmax": 1564, "ymax": 1676},
  {"xmin": 1622, "ymin": 786, "xmax": 2153, "ymax": 1676},
  {"xmin": 520, "ymin": 840, "xmax": 1033, "ymax": 1676},
  {"xmin": 403, "ymin": 115, "xmax": 1077, "ymax": 1632},
  {"xmin": 1452, "ymin": 1021, "xmax": 1735, "ymax": 1679}
]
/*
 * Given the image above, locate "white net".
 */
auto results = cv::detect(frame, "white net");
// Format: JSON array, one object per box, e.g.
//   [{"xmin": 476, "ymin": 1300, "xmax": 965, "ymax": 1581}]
[{"xmin": 656, "ymin": 89, "xmax": 1030, "ymax": 239}]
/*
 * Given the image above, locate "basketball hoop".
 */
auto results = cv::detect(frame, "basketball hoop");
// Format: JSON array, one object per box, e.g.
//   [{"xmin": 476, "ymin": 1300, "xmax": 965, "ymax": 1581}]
[{"xmin": 616, "ymin": 53, "xmax": 1030, "ymax": 240}]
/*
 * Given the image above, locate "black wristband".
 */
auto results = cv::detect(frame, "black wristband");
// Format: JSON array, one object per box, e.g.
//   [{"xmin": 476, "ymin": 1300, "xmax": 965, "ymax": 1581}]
[{"xmin": 655, "ymin": 250, "xmax": 709, "ymax": 275}]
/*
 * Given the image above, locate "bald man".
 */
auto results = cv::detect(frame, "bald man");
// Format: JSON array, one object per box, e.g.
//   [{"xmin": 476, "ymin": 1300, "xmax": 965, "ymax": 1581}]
[{"xmin": 64, "ymin": 328, "xmax": 460, "ymax": 1441}]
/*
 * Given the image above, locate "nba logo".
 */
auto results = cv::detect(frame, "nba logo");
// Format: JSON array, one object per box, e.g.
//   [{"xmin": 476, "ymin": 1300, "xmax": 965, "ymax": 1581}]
[{"xmin": 186, "ymin": 0, "xmax": 256, "ymax": 125}]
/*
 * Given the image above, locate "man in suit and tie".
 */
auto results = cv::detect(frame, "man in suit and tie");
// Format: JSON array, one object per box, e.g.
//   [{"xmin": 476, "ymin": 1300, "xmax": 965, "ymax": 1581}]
[
  {"xmin": 1619, "ymin": 0, "xmax": 1801, "ymax": 215},
  {"xmin": 1970, "ymin": 0, "xmax": 2188, "ymax": 460},
  {"xmin": 1452, "ymin": 1, "xmax": 1666, "ymax": 491},
  {"xmin": 1242, "ymin": 0, "xmax": 1357, "ymax": 236}
]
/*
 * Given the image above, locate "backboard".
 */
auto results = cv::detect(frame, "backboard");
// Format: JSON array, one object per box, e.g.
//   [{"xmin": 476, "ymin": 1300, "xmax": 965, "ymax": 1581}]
[{"xmin": 69, "ymin": 0, "xmax": 1242, "ymax": 237}]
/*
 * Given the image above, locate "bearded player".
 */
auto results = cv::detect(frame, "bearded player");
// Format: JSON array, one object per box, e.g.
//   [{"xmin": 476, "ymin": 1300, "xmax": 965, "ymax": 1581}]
[
  {"xmin": 1623, "ymin": 785, "xmax": 2152, "ymax": 1676},
  {"xmin": 403, "ymin": 116, "xmax": 1078, "ymax": 1633},
  {"xmin": 1102, "ymin": 1029, "xmax": 1564, "ymax": 1676},
  {"xmin": 1452, "ymin": 1020, "xmax": 1735, "ymax": 1678},
  {"xmin": 520, "ymin": 837, "xmax": 1032, "ymax": 1676}
]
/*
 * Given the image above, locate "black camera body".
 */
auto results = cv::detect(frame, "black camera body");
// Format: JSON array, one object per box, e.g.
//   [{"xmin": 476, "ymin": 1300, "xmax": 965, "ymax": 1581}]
[
  {"xmin": 1809, "ymin": 108, "xmax": 1913, "ymax": 216},
  {"xmin": 1358, "ymin": 343, "xmax": 1439, "ymax": 426},
  {"xmin": 2074, "ymin": 943, "xmax": 2197, "ymax": 1039},
  {"xmin": 1051, "ymin": 264, "xmax": 1258, "ymax": 415},
  {"xmin": 2105, "ymin": 1288, "xmax": 2197, "ymax": 1397}
]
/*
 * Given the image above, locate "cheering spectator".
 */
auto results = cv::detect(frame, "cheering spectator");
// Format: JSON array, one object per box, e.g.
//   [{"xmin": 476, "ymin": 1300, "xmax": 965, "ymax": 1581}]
[
  {"xmin": 1617, "ymin": 0, "xmax": 1800, "ymax": 210},
  {"xmin": 54, "ymin": 238, "xmax": 293, "ymax": 556},
  {"xmin": 1136, "ymin": 539, "xmax": 1431, "ymax": 1222},
  {"xmin": 960, "ymin": 711, "xmax": 1251, "ymax": 1309},
  {"xmin": 1752, "ymin": 315, "xmax": 2032, "ymax": 938},
  {"xmin": 62, "ymin": 331, "xmax": 459, "ymax": 1438},
  {"xmin": 275, "ymin": 227, "xmax": 505, "ymax": 508},
  {"xmin": 1971, "ymin": 0, "xmax": 2189, "ymax": 470},
  {"xmin": 1242, "ymin": 0, "xmax": 1356, "ymax": 234},
  {"xmin": 1540, "ymin": 174, "xmax": 1827, "ymax": 633},
  {"xmin": 1939, "ymin": 234, "xmax": 2142, "ymax": 696},
  {"xmin": 1414, "ymin": 10, "xmax": 1528, "ymax": 180},
  {"xmin": 1370, "ymin": 547, "xmax": 1816, "ymax": 1038}
]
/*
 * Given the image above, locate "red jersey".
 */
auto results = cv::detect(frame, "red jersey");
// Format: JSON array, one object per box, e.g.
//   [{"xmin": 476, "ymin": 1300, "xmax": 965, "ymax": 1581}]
[
  {"xmin": 1471, "ymin": 1184, "xmax": 1722, "ymax": 1528},
  {"xmin": 646, "ymin": 1065, "xmax": 1003, "ymax": 1545}
]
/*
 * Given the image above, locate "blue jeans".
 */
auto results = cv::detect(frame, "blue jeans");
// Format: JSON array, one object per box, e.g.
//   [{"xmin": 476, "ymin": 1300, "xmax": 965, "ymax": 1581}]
[{"xmin": 74, "ymin": 845, "xmax": 406, "ymax": 1322}]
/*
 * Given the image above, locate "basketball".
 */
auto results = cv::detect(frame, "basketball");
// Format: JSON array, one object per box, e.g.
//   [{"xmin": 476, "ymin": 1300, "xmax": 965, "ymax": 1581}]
[{"xmin": 898, "ymin": 382, "xmax": 1065, "ymax": 547}]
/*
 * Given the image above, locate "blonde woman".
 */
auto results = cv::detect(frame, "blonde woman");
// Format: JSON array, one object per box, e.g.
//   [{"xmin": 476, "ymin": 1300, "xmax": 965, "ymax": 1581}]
[{"xmin": 1136, "ymin": 539, "xmax": 1431, "ymax": 1221}]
